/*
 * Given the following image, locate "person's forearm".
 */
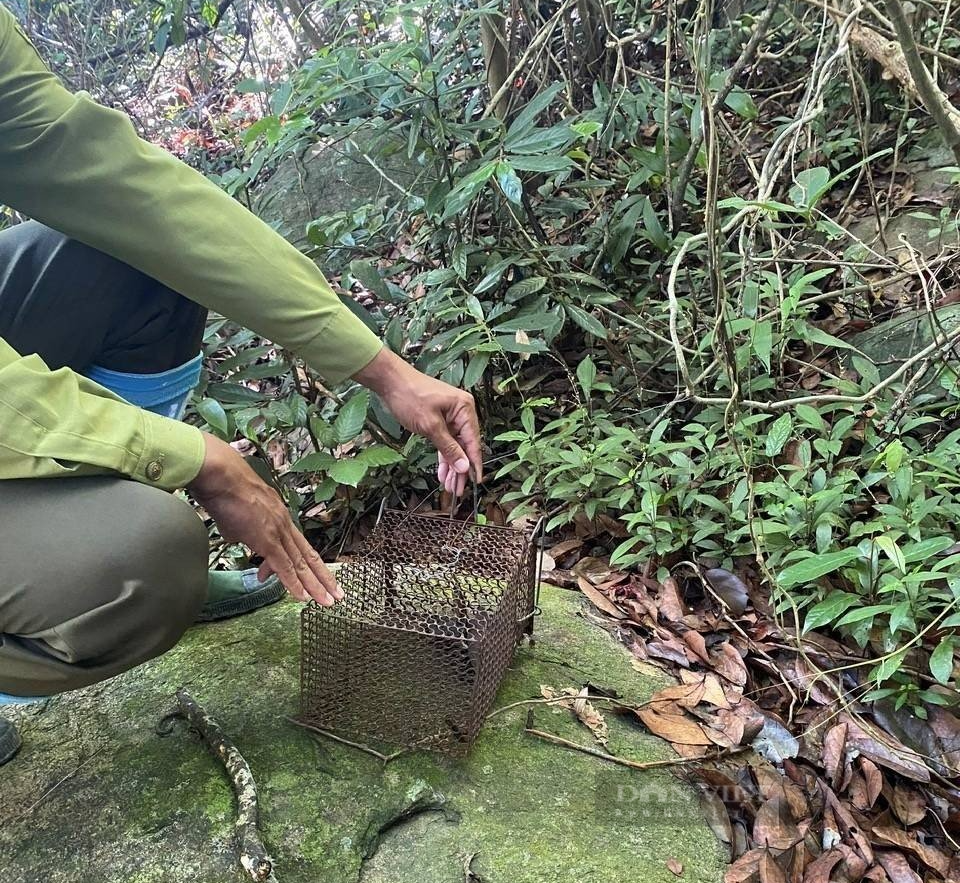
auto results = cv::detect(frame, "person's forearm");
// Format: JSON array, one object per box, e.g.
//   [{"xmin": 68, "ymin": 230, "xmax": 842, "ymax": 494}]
[
  {"xmin": 352, "ymin": 347, "xmax": 419, "ymax": 397},
  {"xmin": 0, "ymin": 7, "xmax": 382, "ymax": 385}
]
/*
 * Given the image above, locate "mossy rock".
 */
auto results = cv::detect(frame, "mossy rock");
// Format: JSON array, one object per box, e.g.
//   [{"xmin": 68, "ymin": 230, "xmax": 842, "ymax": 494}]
[
  {"xmin": 851, "ymin": 303, "xmax": 960, "ymax": 399},
  {"xmin": 0, "ymin": 586, "xmax": 726, "ymax": 883},
  {"xmin": 254, "ymin": 134, "xmax": 433, "ymax": 253}
]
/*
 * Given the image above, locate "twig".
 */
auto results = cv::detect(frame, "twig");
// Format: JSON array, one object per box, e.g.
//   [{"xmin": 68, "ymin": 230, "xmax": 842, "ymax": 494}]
[
  {"xmin": 523, "ymin": 714, "xmax": 748, "ymax": 770},
  {"xmin": 480, "ymin": 0, "xmax": 576, "ymax": 120},
  {"xmin": 486, "ymin": 693, "xmax": 645, "ymax": 720},
  {"xmin": 884, "ymin": 0, "xmax": 960, "ymax": 164},
  {"xmin": 672, "ymin": 0, "xmax": 781, "ymax": 216},
  {"xmin": 286, "ymin": 717, "xmax": 408, "ymax": 764},
  {"xmin": 166, "ymin": 689, "xmax": 278, "ymax": 883},
  {"xmin": 14, "ymin": 747, "xmax": 104, "ymax": 823}
]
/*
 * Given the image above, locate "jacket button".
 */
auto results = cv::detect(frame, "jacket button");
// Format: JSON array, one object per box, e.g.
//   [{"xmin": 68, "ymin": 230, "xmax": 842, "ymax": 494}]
[{"xmin": 146, "ymin": 460, "xmax": 164, "ymax": 482}]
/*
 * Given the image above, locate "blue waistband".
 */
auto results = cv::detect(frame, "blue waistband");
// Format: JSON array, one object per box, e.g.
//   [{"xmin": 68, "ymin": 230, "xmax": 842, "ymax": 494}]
[{"xmin": 84, "ymin": 353, "xmax": 203, "ymax": 408}]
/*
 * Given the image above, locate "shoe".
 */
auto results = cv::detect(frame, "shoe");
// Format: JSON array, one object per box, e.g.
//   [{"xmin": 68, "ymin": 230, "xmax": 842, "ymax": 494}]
[
  {"xmin": 0, "ymin": 718, "xmax": 21, "ymax": 766},
  {"xmin": 196, "ymin": 570, "xmax": 286, "ymax": 622}
]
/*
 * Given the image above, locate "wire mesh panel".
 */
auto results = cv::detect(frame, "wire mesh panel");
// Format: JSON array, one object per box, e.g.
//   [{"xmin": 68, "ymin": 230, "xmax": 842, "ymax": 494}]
[{"xmin": 300, "ymin": 510, "xmax": 539, "ymax": 755}]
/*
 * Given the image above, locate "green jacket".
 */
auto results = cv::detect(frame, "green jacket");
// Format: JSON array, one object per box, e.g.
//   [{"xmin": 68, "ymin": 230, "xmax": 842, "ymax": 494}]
[{"xmin": 0, "ymin": 7, "xmax": 382, "ymax": 490}]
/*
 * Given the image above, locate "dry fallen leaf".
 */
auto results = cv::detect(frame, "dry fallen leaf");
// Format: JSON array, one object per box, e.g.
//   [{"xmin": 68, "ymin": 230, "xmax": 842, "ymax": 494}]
[
  {"xmin": 724, "ymin": 848, "xmax": 763, "ymax": 883},
  {"xmin": 659, "ymin": 577, "xmax": 687, "ymax": 623},
  {"xmin": 649, "ymin": 680, "xmax": 707, "ymax": 710},
  {"xmin": 753, "ymin": 797, "xmax": 802, "ymax": 852},
  {"xmin": 891, "ymin": 782, "xmax": 926, "ymax": 826},
  {"xmin": 871, "ymin": 826, "xmax": 949, "ymax": 876},
  {"xmin": 822, "ymin": 722, "xmax": 847, "ymax": 788},
  {"xmin": 842, "ymin": 714, "xmax": 931, "ymax": 782},
  {"xmin": 637, "ymin": 705, "xmax": 714, "ymax": 746},
  {"xmin": 875, "ymin": 848, "xmax": 922, "ymax": 883},
  {"xmin": 679, "ymin": 671, "xmax": 730, "ymax": 708},
  {"xmin": 758, "ymin": 850, "xmax": 787, "ymax": 883},
  {"xmin": 576, "ymin": 576, "xmax": 626, "ymax": 620},
  {"xmin": 712, "ymin": 642, "xmax": 749, "ymax": 687},
  {"xmin": 666, "ymin": 858, "xmax": 683, "ymax": 877},
  {"xmin": 859, "ymin": 757, "xmax": 883, "ymax": 809},
  {"xmin": 801, "ymin": 848, "xmax": 843, "ymax": 883},
  {"xmin": 540, "ymin": 685, "xmax": 609, "ymax": 746}
]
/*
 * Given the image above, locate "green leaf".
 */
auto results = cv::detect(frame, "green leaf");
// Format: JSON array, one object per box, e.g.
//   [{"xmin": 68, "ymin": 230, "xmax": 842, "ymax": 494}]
[
  {"xmin": 349, "ymin": 260, "xmax": 391, "ymax": 301},
  {"xmin": 607, "ymin": 197, "xmax": 645, "ymax": 267},
  {"xmin": 338, "ymin": 292, "xmax": 381, "ymax": 334},
  {"xmin": 441, "ymin": 161, "xmax": 497, "ymax": 220},
  {"xmin": 310, "ymin": 416, "xmax": 339, "ymax": 449},
  {"xmin": 641, "ymin": 197, "xmax": 669, "ymax": 252},
  {"xmin": 874, "ymin": 535, "xmax": 906, "ymax": 574},
  {"xmin": 465, "ymin": 295, "xmax": 485, "ymax": 322},
  {"xmin": 506, "ymin": 276, "xmax": 547, "ymax": 299},
  {"xmin": 506, "ymin": 155, "xmax": 574, "ymax": 173},
  {"xmin": 565, "ymin": 304, "xmax": 607, "ymax": 338},
  {"xmin": 835, "ymin": 603, "xmax": 895, "ymax": 627},
  {"xmin": 463, "ymin": 352, "xmax": 491, "ymax": 389},
  {"xmin": 724, "ymin": 88, "xmax": 758, "ymax": 120},
  {"xmin": 884, "ymin": 440, "xmax": 905, "ymax": 473},
  {"xmin": 334, "ymin": 390, "xmax": 370, "ymax": 444},
  {"xmin": 753, "ymin": 320, "xmax": 773, "ymax": 373},
  {"xmin": 790, "ymin": 167, "xmax": 831, "ymax": 210},
  {"xmin": 577, "ymin": 356, "xmax": 597, "ymax": 397},
  {"xmin": 452, "ymin": 243, "xmax": 468, "ymax": 279},
  {"xmin": 802, "ymin": 323, "xmax": 864, "ymax": 353},
  {"xmin": 803, "ymin": 591, "xmax": 861, "ymax": 632},
  {"xmin": 504, "ymin": 125, "xmax": 574, "ymax": 155},
  {"xmin": 329, "ymin": 458, "xmax": 369, "ymax": 488},
  {"xmin": 779, "ymin": 548, "xmax": 862, "ymax": 589},
  {"xmin": 873, "ymin": 648, "xmax": 907, "ymax": 684},
  {"xmin": 312, "ymin": 477, "xmax": 338, "ymax": 503},
  {"xmin": 929, "ymin": 637, "xmax": 955, "ymax": 684},
  {"xmin": 852, "ymin": 354, "xmax": 880, "ymax": 385},
  {"xmin": 765, "ymin": 412, "xmax": 793, "ymax": 457},
  {"xmin": 206, "ymin": 382, "xmax": 264, "ymax": 404},
  {"xmin": 571, "ymin": 120, "xmax": 601, "ymax": 139},
  {"xmin": 287, "ymin": 394, "xmax": 308, "ymax": 427},
  {"xmin": 356, "ymin": 445, "xmax": 405, "ymax": 466},
  {"xmin": 288, "ymin": 451, "xmax": 336, "ymax": 473},
  {"xmin": 506, "ymin": 82, "xmax": 565, "ymax": 142},
  {"xmin": 195, "ymin": 398, "xmax": 228, "ymax": 437},
  {"xmin": 496, "ymin": 162, "xmax": 523, "ymax": 204}
]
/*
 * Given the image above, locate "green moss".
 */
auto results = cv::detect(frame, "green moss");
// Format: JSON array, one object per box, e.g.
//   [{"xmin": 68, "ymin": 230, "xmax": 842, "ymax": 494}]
[{"xmin": 0, "ymin": 588, "xmax": 725, "ymax": 883}]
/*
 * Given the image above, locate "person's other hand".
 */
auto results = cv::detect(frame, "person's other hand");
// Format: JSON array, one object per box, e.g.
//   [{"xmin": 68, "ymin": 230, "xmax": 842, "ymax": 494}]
[
  {"xmin": 187, "ymin": 433, "xmax": 342, "ymax": 606},
  {"xmin": 354, "ymin": 348, "xmax": 482, "ymax": 498}
]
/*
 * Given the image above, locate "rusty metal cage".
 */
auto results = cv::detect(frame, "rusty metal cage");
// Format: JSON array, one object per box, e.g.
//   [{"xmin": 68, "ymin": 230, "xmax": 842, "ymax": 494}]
[{"xmin": 300, "ymin": 508, "xmax": 541, "ymax": 754}]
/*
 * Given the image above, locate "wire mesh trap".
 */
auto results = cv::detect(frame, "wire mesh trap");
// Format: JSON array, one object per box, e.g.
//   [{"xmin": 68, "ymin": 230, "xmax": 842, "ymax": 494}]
[{"xmin": 300, "ymin": 508, "xmax": 542, "ymax": 755}]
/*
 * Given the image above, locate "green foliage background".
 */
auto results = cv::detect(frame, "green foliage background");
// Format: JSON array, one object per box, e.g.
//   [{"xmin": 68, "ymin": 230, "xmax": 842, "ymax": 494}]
[{"xmin": 13, "ymin": 0, "xmax": 960, "ymax": 709}]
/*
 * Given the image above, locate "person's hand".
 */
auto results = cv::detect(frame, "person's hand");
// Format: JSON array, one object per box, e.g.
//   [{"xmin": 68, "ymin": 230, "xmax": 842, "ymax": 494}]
[
  {"xmin": 187, "ymin": 433, "xmax": 342, "ymax": 606},
  {"xmin": 354, "ymin": 348, "xmax": 483, "ymax": 498}
]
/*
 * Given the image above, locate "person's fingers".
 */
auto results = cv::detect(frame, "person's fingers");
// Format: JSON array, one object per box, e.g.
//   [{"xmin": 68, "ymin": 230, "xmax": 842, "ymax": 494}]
[
  {"xmin": 291, "ymin": 530, "xmax": 342, "ymax": 601},
  {"xmin": 270, "ymin": 552, "xmax": 311, "ymax": 603},
  {"xmin": 448, "ymin": 397, "xmax": 483, "ymax": 483},
  {"xmin": 454, "ymin": 466, "xmax": 467, "ymax": 498},
  {"xmin": 438, "ymin": 458, "xmax": 449, "ymax": 487},
  {"xmin": 427, "ymin": 421, "xmax": 470, "ymax": 482},
  {"xmin": 280, "ymin": 531, "xmax": 335, "ymax": 606}
]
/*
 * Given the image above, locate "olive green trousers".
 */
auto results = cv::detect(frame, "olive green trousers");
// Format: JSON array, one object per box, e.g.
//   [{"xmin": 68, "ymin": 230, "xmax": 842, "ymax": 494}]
[{"xmin": 0, "ymin": 477, "xmax": 208, "ymax": 696}]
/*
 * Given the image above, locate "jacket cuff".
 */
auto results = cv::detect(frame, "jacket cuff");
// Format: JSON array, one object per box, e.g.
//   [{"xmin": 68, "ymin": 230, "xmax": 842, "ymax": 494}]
[
  {"xmin": 304, "ymin": 306, "xmax": 384, "ymax": 385},
  {"xmin": 134, "ymin": 412, "xmax": 206, "ymax": 490}
]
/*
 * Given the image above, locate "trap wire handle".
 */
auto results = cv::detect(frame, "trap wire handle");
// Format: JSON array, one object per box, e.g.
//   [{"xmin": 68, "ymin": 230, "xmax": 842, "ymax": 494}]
[{"xmin": 519, "ymin": 514, "xmax": 546, "ymax": 636}]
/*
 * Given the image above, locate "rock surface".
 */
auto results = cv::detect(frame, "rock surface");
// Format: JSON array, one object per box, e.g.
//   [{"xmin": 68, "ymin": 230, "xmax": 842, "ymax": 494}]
[
  {"xmin": 255, "ymin": 135, "xmax": 429, "ymax": 253},
  {"xmin": 0, "ymin": 586, "xmax": 725, "ymax": 883}
]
